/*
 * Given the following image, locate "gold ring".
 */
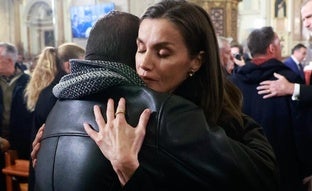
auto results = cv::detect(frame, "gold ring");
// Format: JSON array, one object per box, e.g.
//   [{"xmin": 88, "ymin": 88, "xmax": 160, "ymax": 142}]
[{"xmin": 115, "ymin": 111, "xmax": 125, "ymax": 116}]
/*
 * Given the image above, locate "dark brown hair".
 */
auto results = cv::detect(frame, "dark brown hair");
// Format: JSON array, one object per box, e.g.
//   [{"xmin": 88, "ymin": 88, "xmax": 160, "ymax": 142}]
[{"xmin": 141, "ymin": 0, "xmax": 243, "ymax": 126}]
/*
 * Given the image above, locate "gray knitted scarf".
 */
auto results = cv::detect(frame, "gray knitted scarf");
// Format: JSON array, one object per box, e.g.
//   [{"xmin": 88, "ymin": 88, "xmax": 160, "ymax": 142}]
[{"xmin": 53, "ymin": 59, "xmax": 145, "ymax": 99}]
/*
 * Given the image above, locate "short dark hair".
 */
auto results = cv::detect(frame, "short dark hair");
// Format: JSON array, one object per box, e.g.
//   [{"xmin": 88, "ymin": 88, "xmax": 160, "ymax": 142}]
[
  {"xmin": 85, "ymin": 11, "xmax": 140, "ymax": 67},
  {"xmin": 247, "ymin": 26, "xmax": 275, "ymax": 57},
  {"xmin": 291, "ymin": 43, "xmax": 307, "ymax": 54}
]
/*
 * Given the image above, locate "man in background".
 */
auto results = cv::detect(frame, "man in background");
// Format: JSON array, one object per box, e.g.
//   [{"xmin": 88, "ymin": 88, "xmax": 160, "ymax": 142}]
[
  {"xmin": 0, "ymin": 42, "xmax": 33, "ymax": 191},
  {"xmin": 284, "ymin": 43, "xmax": 307, "ymax": 82},
  {"xmin": 217, "ymin": 36, "xmax": 235, "ymax": 75},
  {"xmin": 230, "ymin": 42, "xmax": 247, "ymax": 72}
]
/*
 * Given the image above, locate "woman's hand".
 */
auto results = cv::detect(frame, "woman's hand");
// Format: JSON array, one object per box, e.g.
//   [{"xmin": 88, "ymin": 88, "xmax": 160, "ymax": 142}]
[
  {"xmin": 84, "ymin": 98, "xmax": 151, "ymax": 186},
  {"xmin": 31, "ymin": 124, "xmax": 45, "ymax": 168}
]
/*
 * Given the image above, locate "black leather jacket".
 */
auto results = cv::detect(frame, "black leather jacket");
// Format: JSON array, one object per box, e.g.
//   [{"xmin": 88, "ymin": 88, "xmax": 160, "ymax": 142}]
[{"xmin": 35, "ymin": 86, "xmax": 279, "ymax": 191}]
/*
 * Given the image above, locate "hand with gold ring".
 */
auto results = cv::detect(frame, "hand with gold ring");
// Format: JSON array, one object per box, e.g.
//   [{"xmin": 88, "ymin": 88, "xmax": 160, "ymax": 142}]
[
  {"xmin": 115, "ymin": 110, "xmax": 125, "ymax": 117},
  {"xmin": 84, "ymin": 97, "xmax": 151, "ymax": 186}
]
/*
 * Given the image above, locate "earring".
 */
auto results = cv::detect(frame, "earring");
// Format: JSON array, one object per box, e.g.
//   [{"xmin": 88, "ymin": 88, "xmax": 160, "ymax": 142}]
[{"xmin": 188, "ymin": 71, "xmax": 194, "ymax": 77}]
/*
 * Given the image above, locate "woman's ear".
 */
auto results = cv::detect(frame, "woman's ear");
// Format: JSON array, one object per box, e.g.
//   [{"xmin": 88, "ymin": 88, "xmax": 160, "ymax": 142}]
[{"xmin": 190, "ymin": 51, "xmax": 204, "ymax": 73}]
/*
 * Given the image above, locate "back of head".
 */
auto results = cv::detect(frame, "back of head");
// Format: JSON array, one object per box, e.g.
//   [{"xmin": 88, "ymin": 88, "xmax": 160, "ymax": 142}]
[
  {"xmin": 33, "ymin": 42, "xmax": 85, "ymax": 80},
  {"xmin": 25, "ymin": 43, "xmax": 85, "ymax": 111},
  {"xmin": 85, "ymin": 11, "xmax": 139, "ymax": 67},
  {"xmin": 57, "ymin": 42, "xmax": 85, "ymax": 64},
  {"xmin": 0, "ymin": 42, "xmax": 18, "ymax": 63},
  {"xmin": 247, "ymin": 26, "xmax": 275, "ymax": 57},
  {"xmin": 141, "ymin": 0, "xmax": 242, "ymax": 125}
]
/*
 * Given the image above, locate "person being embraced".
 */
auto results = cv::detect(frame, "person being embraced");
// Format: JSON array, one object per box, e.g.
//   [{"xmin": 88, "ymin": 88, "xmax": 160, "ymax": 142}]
[{"xmin": 32, "ymin": 1, "xmax": 279, "ymax": 190}]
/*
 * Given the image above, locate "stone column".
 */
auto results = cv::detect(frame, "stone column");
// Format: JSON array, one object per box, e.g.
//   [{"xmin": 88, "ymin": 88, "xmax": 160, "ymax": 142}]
[
  {"xmin": 13, "ymin": 0, "xmax": 23, "ymax": 54},
  {"xmin": 53, "ymin": 0, "xmax": 65, "ymax": 46}
]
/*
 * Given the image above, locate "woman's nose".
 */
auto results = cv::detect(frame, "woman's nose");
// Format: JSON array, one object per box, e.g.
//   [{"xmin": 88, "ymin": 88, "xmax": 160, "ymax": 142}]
[{"xmin": 138, "ymin": 51, "xmax": 153, "ymax": 71}]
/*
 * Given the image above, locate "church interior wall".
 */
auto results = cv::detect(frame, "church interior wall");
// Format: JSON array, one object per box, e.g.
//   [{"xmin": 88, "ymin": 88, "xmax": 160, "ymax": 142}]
[
  {"xmin": 0, "ymin": 0, "xmax": 311, "ymax": 64},
  {"xmin": 0, "ymin": 1, "xmax": 14, "ymax": 43}
]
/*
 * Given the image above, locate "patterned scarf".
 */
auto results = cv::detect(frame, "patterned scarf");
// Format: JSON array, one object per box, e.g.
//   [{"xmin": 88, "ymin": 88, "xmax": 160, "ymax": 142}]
[{"xmin": 53, "ymin": 59, "xmax": 145, "ymax": 99}]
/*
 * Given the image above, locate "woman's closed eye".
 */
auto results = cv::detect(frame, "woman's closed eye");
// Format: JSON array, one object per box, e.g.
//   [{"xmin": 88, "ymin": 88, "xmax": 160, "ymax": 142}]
[
  {"xmin": 137, "ymin": 45, "xmax": 146, "ymax": 54},
  {"xmin": 157, "ymin": 49, "xmax": 171, "ymax": 58},
  {"xmin": 137, "ymin": 48, "xmax": 146, "ymax": 54}
]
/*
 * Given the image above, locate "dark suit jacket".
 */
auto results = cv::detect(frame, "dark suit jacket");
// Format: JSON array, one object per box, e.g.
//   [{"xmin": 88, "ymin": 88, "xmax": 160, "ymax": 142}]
[
  {"xmin": 296, "ymin": 84, "xmax": 312, "ymax": 179},
  {"xmin": 282, "ymin": 56, "xmax": 312, "ymax": 180},
  {"xmin": 299, "ymin": 85, "xmax": 312, "ymax": 104},
  {"xmin": 284, "ymin": 57, "xmax": 304, "ymax": 81}
]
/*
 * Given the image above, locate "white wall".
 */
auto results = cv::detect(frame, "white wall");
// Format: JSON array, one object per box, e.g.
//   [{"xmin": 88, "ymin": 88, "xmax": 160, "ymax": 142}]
[
  {"xmin": 0, "ymin": 0, "xmax": 14, "ymax": 43},
  {"xmin": 237, "ymin": 0, "xmax": 270, "ymax": 48},
  {"xmin": 129, "ymin": 0, "xmax": 160, "ymax": 17}
]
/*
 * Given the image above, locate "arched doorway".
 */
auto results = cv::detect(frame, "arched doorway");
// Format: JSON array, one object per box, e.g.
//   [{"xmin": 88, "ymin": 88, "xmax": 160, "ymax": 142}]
[{"xmin": 25, "ymin": 1, "xmax": 54, "ymax": 55}]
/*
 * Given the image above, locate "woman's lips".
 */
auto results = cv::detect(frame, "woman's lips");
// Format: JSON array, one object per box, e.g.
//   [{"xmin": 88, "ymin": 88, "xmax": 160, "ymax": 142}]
[{"xmin": 140, "ymin": 76, "xmax": 156, "ymax": 82}]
